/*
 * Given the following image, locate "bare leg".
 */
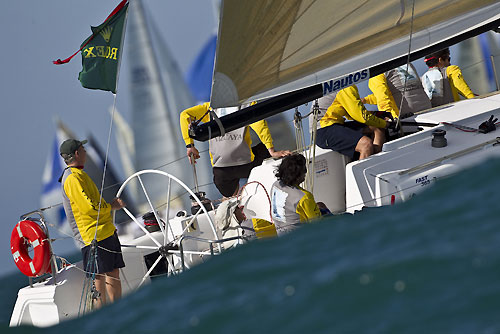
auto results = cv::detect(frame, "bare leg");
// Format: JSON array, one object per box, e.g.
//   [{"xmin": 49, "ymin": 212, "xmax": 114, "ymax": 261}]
[
  {"xmin": 370, "ymin": 126, "xmax": 386, "ymax": 153},
  {"xmin": 355, "ymin": 136, "xmax": 374, "ymax": 160},
  {"xmin": 94, "ymin": 275, "xmax": 107, "ymax": 308},
  {"xmin": 105, "ymin": 268, "xmax": 122, "ymax": 303}
]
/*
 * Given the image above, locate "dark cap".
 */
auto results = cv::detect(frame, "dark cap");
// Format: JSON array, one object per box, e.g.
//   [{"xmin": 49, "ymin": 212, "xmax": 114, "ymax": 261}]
[{"xmin": 59, "ymin": 139, "xmax": 87, "ymax": 156}]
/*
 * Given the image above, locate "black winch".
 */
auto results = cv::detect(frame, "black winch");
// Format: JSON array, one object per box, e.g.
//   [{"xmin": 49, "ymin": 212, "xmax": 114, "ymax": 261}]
[{"xmin": 431, "ymin": 129, "xmax": 447, "ymax": 148}]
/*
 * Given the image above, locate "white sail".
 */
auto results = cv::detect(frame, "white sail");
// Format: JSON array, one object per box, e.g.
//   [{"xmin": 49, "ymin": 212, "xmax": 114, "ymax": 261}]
[
  {"xmin": 109, "ymin": 106, "xmax": 136, "ymax": 182},
  {"xmin": 211, "ymin": 0, "xmax": 500, "ymax": 108},
  {"xmin": 127, "ymin": 0, "xmax": 206, "ymax": 208},
  {"xmin": 149, "ymin": 13, "xmax": 216, "ymax": 198}
]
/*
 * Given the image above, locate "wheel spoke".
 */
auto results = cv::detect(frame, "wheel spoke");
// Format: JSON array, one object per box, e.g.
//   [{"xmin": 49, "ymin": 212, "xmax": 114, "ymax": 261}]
[
  {"xmin": 164, "ymin": 178, "xmax": 172, "ymax": 245},
  {"xmin": 168, "ymin": 249, "xmax": 213, "ymax": 256},
  {"xmin": 115, "ymin": 169, "xmax": 226, "ymax": 283},
  {"xmin": 137, "ymin": 175, "xmax": 167, "ymax": 240},
  {"xmin": 121, "ymin": 244, "xmax": 158, "ymax": 250},
  {"xmin": 164, "ymin": 255, "xmax": 175, "ymax": 277},
  {"xmin": 122, "ymin": 207, "xmax": 162, "ymax": 248},
  {"xmin": 136, "ymin": 254, "xmax": 163, "ymax": 289},
  {"xmin": 178, "ymin": 206, "xmax": 203, "ymax": 238}
]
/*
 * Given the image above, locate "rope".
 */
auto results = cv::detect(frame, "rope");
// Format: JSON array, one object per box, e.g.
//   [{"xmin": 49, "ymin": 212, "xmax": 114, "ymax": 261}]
[
  {"xmin": 78, "ymin": 7, "xmax": 129, "ymax": 308},
  {"xmin": 307, "ymin": 100, "xmax": 320, "ymax": 193},
  {"xmin": 237, "ymin": 180, "xmax": 274, "ymax": 223},
  {"xmin": 78, "ymin": 242, "xmax": 98, "ymax": 316},
  {"xmin": 396, "ymin": 0, "xmax": 416, "ymax": 136},
  {"xmin": 293, "ymin": 107, "xmax": 307, "ymax": 155},
  {"xmin": 290, "ymin": 102, "xmax": 318, "ymax": 192},
  {"xmin": 441, "ymin": 121, "xmax": 478, "ymax": 132},
  {"xmin": 76, "ymin": 94, "xmax": 119, "ymax": 312},
  {"xmin": 93, "ymin": 94, "xmax": 118, "ymax": 242}
]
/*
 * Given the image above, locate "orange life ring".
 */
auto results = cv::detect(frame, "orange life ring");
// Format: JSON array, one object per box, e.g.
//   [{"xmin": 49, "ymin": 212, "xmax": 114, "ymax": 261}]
[{"xmin": 11, "ymin": 220, "xmax": 52, "ymax": 277}]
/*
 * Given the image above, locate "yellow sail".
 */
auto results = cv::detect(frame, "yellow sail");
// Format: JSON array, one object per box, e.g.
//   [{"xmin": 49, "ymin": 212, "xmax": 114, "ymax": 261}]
[{"xmin": 211, "ymin": 0, "xmax": 500, "ymax": 107}]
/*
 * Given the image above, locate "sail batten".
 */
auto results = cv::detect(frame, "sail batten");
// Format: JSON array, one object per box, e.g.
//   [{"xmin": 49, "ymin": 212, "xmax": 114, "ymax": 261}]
[{"xmin": 211, "ymin": 0, "xmax": 500, "ymax": 108}]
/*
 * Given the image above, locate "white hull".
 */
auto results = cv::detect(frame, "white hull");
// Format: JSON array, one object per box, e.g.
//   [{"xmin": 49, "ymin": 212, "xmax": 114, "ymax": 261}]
[
  {"xmin": 242, "ymin": 93, "xmax": 500, "ymax": 220},
  {"xmin": 12, "ymin": 93, "xmax": 500, "ymax": 327},
  {"xmin": 10, "ymin": 207, "xmax": 245, "ymax": 327},
  {"xmin": 346, "ymin": 93, "xmax": 500, "ymax": 212}
]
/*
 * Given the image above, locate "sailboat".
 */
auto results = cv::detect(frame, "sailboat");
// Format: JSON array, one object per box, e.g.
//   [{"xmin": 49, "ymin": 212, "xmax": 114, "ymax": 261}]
[{"xmin": 9, "ymin": 0, "xmax": 500, "ymax": 328}]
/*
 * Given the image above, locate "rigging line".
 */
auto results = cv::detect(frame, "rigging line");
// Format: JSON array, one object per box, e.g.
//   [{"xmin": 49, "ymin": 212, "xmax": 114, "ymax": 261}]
[
  {"xmin": 38, "ymin": 148, "xmax": 211, "ymax": 213},
  {"xmin": 79, "ymin": 246, "xmax": 98, "ymax": 315},
  {"xmin": 308, "ymin": 101, "xmax": 319, "ymax": 192},
  {"xmin": 80, "ymin": 6, "xmax": 129, "ymax": 273},
  {"xmin": 154, "ymin": 148, "xmax": 209, "ymax": 171},
  {"xmin": 38, "ymin": 172, "xmax": 216, "ymax": 226},
  {"xmin": 77, "ymin": 277, "xmax": 89, "ymax": 316},
  {"xmin": 397, "ymin": 0, "xmax": 416, "ymax": 136},
  {"xmin": 93, "ymin": 148, "xmax": 211, "ymax": 195},
  {"xmin": 237, "ymin": 181, "xmax": 273, "ymax": 223},
  {"xmin": 47, "ymin": 222, "xmax": 85, "ymax": 247},
  {"xmin": 55, "ymin": 255, "xmax": 123, "ymax": 282},
  {"xmin": 96, "ymin": 146, "xmax": 211, "ymax": 193},
  {"xmin": 112, "ymin": 180, "xmax": 217, "ymax": 225},
  {"xmin": 93, "ymin": 94, "xmax": 118, "ymax": 243},
  {"xmin": 81, "ymin": 95, "xmax": 120, "ymax": 308},
  {"xmin": 300, "ymin": 109, "xmax": 315, "ymax": 119}
]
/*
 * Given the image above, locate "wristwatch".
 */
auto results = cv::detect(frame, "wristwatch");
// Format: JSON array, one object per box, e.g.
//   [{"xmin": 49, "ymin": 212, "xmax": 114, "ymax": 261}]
[{"xmin": 186, "ymin": 143, "xmax": 194, "ymax": 148}]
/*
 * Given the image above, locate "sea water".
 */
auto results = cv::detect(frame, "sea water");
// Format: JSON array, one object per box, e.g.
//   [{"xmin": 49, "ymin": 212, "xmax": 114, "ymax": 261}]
[{"xmin": 2, "ymin": 158, "xmax": 500, "ymax": 333}]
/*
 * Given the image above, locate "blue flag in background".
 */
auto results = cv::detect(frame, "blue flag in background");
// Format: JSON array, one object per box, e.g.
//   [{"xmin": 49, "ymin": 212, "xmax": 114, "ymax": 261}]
[
  {"xmin": 185, "ymin": 34, "xmax": 217, "ymax": 103},
  {"xmin": 41, "ymin": 130, "xmax": 69, "ymax": 227},
  {"xmin": 478, "ymin": 33, "xmax": 496, "ymax": 92}
]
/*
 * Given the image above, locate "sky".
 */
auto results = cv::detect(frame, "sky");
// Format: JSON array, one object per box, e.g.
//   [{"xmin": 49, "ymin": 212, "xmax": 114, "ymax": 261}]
[{"xmin": 0, "ymin": 0, "xmax": 216, "ymax": 276}]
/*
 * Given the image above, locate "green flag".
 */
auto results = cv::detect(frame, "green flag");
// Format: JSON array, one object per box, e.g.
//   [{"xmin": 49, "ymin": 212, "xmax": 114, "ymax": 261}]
[{"xmin": 77, "ymin": 2, "xmax": 128, "ymax": 93}]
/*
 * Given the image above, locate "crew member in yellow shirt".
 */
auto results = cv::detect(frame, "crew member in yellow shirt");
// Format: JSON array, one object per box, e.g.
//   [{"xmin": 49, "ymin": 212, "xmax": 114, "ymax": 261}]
[
  {"xmin": 421, "ymin": 48, "xmax": 475, "ymax": 107},
  {"xmin": 180, "ymin": 103, "xmax": 290, "ymax": 237},
  {"xmin": 314, "ymin": 85, "xmax": 396, "ymax": 160},
  {"xmin": 59, "ymin": 139, "xmax": 125, "ymax": 307},
  {"xmin": 363, "ymin": 63, "xmax": 431, "ymax": 120}
]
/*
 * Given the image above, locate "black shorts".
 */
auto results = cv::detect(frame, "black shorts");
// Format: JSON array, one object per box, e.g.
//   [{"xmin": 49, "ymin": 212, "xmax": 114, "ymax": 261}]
[
  {"xmin": 81, "ymin": 232, "xmax": 125, "ymax": 276},
  {"xmin": 212, "ymin": 143, "xmax": 271, "ymax": 197},
  {"xmin": 316, "ymin": 122, "xmax": 366, "ymax": 159}
]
